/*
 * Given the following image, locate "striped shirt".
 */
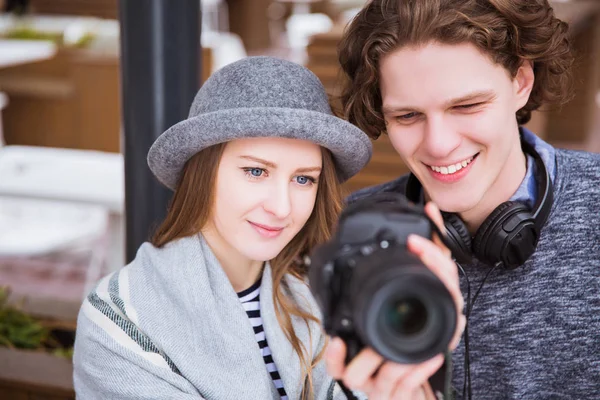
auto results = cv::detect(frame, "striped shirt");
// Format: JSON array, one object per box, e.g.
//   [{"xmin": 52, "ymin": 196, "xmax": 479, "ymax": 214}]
[{"xmin": 238, "ymin": 279, "xmax": 288, "ymax": 399}]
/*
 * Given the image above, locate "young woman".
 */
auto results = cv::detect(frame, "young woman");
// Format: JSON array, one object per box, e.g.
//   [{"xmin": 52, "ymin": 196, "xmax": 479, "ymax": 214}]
[{"xmin": 73, "ymin": 56, "xmax": 463, "ymax": 400}]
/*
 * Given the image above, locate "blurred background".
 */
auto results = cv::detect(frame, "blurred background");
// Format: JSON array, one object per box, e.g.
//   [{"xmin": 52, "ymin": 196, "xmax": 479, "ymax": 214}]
[{"xmin": 0, "ymin": 0, "xmax": 599, "ymax": 399}]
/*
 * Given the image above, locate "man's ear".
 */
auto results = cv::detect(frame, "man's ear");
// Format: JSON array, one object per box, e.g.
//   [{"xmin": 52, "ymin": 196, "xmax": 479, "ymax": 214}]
[{"xmin": 514, "ymin": 60, "xmax": 535, "ymax": 111}]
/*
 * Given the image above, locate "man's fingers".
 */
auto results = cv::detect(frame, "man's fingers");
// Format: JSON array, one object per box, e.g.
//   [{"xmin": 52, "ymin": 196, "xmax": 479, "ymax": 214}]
[
  {"xmin": 372, "ymin": 362, "xmax": 412, "ymax": 399},
  {"xmin": 390, "ymin": 354, "xmax": 445, "ymax": 397},
  {"xmin": 449, "ymin": 314, "xmax": 467, "ymax": 350},
  {"xmin": 407, "ymin": 234, "xmax": 461, "ymax": 305},
  {"xmin": 424, "ymin": 202, "xmax": 452, "ymax": 258},
  {"xmin": 343, "ymin": 348, "xmax": 384, "ymax": 389},
  {"xmin": 407, "ymin": 233, "xmax": 465, "ymax": 340},
  {"xmin": 325, "ymin": 337, "xmax": 346, "ymax": 378},
  {"xmin": 424, "ymin": 202, "xmax": 445, "ymax": 233}
]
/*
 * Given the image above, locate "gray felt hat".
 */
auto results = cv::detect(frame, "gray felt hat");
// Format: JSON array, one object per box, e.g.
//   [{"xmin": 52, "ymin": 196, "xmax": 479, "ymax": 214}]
[{"xmin": 147, "ymin": 56, "xmax": 372, "ymax": 190}]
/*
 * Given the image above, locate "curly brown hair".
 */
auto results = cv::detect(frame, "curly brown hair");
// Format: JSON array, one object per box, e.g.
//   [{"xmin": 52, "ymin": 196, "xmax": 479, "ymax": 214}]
[{"xmin": 338, "ymin": 0, "xmax": 575, "ymax": 139}]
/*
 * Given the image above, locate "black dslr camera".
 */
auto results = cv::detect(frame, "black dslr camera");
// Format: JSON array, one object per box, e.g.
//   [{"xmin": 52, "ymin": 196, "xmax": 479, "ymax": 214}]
[{"xmin": 308, "ymin": 192, "xmax": 457, "ymax": 364}]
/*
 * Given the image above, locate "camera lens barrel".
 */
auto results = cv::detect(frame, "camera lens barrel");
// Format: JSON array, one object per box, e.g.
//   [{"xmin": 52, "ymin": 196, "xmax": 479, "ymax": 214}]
[{"xmin": 353, "ymin": 257, "xmax": 457, "ymax": 364}]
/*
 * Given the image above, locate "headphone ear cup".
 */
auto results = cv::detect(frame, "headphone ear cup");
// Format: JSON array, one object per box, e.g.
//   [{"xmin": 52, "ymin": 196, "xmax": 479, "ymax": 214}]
[
  {"xmin": 441, "ymin": 211, "xmax": 473, "ymax": 264},
  {"xmin": 472, "ymin": 201, "xmax": 529, "ymax": 266}
]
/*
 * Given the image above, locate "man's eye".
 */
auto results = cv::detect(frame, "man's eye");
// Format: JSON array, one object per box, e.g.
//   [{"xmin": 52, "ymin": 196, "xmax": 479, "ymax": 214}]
[
  {"xmin": 455, "ymin": 102, "xmax": 483, "ymax": 110},
  {"xmin": 397, "ymin": 112, "xmax": 418, "ymax": 120}
]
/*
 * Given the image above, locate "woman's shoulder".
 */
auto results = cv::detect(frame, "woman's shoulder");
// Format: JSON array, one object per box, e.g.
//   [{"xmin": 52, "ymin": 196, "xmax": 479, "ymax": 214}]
[
  {"xmin": 82, "ymin": 234, "xmax": 206, "ymax": 320},
  {"xmin": 132, "ymin": 235, "xmax": 203, "ymax": 266},
  {"xmin": 77, "ymin": 235, "xmax": 207, "ymax": 349},
  {"xmin": 113, "ymin": 234, "xmax": 209, "ymax": 285}
]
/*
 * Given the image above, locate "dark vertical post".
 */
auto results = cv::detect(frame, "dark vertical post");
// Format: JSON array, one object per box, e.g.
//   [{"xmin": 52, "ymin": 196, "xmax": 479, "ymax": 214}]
[{"xmin": 118, "ymin": 0, "xmax": 201, "ymax": 262}]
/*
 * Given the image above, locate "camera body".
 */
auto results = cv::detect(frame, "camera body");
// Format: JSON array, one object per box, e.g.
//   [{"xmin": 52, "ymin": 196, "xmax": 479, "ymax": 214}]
[{"xmin": 308, "ymin": 193, "xmax": 457, "ymax": 364}]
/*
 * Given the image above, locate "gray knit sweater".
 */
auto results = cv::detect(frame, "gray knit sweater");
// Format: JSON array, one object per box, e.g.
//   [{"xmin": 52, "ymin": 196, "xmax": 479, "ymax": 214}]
[
  {"xmin": 72, "ymin": 234, "xmax": 361, "ymax": 399},
  {"xmin": 349, "ymin": 148, "xmax": 600, "ymax": 399}
]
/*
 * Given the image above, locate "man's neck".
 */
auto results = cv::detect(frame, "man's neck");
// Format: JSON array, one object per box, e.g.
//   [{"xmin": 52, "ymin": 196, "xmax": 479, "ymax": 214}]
[{"xmin": 460, "ymin": 143, "xmax": 528, "ymax": 234}]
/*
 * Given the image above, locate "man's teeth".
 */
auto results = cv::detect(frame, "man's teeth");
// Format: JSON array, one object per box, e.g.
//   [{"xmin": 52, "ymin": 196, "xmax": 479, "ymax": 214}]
[{"xmin": 429, "ymin": 156, "xmax": 474, "ymax": 175}]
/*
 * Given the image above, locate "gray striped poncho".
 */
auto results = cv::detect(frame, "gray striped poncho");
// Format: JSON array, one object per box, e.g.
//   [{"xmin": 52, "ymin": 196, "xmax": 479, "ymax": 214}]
[{"xmin": 73, "ymin": 234, "xmax": 364, "ymax": 399}]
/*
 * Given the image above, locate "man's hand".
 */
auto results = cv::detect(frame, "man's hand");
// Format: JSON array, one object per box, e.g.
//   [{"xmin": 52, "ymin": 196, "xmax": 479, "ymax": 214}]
[{"xmin": 324, "ymin": 202, "xmax": 465, "ymax": 399}]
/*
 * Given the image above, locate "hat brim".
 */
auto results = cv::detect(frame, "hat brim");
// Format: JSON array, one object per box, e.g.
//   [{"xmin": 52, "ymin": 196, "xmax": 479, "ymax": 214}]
[{"xmin": 147, "ymin": 107, "xmax": 373, "ymax": 190}]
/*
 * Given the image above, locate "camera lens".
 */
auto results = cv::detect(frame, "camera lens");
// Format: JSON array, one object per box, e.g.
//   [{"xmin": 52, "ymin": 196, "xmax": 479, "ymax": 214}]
[
  {"xmin": 355, "ymin": 259, "xmax": 457, "ymax": 364},
  {"xmin": 385, "ymin": 297, "xmax": 428, "ymax": 336}
]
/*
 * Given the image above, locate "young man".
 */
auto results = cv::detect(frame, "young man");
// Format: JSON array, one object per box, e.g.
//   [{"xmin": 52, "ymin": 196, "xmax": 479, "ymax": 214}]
[{"xmin": 324, "ymin": 0, "xmax": 600, "ymax": 399}]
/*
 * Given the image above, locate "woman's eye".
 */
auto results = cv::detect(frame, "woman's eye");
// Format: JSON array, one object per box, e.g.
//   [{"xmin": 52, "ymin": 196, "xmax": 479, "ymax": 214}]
[
  {"xmin": 243, "ymin": 167, "xmax": 266, "ymax": 178},
  {"xmin": 295, "ymin": 176, "xmax": 316, "ymax": 185}
]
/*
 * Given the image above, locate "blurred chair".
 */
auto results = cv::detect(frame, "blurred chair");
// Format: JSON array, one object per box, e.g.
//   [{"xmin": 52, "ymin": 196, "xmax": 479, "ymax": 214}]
[
  {"xmin": 286, "ymin": 12, "xmax": 333, "ymax": 50},
  {"xmin": 202, "ymin": 0, "xmax": 230, "ymax": 33},
  {"xmin": 0, "ymin": 91, "xmax": 7, "ymax": 147},
  {"xmin": 199, "ymin": 0, "xmax": 247, "ymax": 76},
  {"xmin": 202, "ymin": 31, "xmax": 247, "ymax": 74}
]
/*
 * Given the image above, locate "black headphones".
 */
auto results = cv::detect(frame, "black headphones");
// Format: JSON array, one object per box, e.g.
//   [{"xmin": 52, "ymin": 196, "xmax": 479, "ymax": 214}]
[{"xmin": 405, "ymin": 136, "xmax": 554, "ymax": 269}]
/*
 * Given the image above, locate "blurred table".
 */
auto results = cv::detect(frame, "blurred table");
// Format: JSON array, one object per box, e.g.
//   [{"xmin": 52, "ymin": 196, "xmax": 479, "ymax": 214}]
[
  {"xmin": 0, "ymin": 145, "xmax": 125, "ymax": 274},
  {"xmin": 0, "ymin": 145, "xmax": 124, "ymax": 213},
  {"xmin": 0, "ymin": 39, "xmax": 57, "ymax": 69},
  {"xmin": 0, "ymin": 145, "xmax": 123, "ymax": 322}
]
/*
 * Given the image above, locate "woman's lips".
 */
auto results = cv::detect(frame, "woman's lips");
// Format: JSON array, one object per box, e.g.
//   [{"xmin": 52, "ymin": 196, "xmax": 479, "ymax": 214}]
[{"xmin": 248, "ymin": 221, "xmax": 284, "ymax": 238}]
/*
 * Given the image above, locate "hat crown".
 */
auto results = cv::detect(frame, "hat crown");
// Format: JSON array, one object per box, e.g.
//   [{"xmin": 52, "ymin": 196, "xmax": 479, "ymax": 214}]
[{"xmin": 188, "ymin": 56, "xmax": 333, "ymax": 118}]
